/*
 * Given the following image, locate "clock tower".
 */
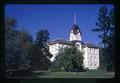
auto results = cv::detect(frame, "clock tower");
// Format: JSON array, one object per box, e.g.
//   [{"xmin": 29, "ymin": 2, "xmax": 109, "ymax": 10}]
[{"xmin": 70, "ymin": 13, "xmax": 82, "ymax": 41}]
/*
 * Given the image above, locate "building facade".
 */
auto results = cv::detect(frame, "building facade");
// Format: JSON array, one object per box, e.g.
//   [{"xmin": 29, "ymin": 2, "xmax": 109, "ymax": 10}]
[{"xmin": 48, "ymin": 15, "xmax": 99, "ymax": 70}]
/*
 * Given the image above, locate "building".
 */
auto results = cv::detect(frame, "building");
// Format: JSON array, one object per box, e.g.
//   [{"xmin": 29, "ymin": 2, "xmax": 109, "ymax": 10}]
[{"xmin": 48, "ymin": 14, "xmax": 99, "ymax": 70}]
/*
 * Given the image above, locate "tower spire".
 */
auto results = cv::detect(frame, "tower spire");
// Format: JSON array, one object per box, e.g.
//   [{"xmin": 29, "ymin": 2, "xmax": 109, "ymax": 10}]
[{"xmin": 74, "ymin": 13, "xmax": 76, "ymax": 24}]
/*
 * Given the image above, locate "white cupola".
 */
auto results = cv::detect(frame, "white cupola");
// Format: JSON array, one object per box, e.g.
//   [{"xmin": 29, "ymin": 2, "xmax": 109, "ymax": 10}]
[{"xmin": 69, "ymin": 13, "xmax": 82, "ymax": 41}]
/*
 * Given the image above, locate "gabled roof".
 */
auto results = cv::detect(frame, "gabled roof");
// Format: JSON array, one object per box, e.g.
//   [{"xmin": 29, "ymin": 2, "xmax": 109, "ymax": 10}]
[
  {"xmin": 83, "ymin": 42, "xmax": 99, "ymax": 48},
  {"xmin": 49, "ymin": 39, "xmax": 99, "ymax": 49},
  {"xmin": 71, "ymin": 40, "xmax": 83, "ymax": 43},
  {"xmin": 48, "ymin": 39, "xmax": 73, "ymax": 45}
]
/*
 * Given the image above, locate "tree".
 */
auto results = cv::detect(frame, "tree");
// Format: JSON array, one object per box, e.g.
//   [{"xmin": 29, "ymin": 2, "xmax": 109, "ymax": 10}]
[
  {"xmin": 30, "ymin": 30, "xmax": 52, "ymax": 70},
  {"xmin": 91, "ymin": 6, "xmax": 114, "ymax": 71},
  {"xmin": 5, "ymin": 17, "xmax": 33, "ymax": 70},
  {"xmin": 5, "ymin": 17, "xmax": 18, "ymax": 69},
  {"xmin": 16, "ymin": 30, "xmax": 33, "ymax": 70},
  {"xmin": 106, "ymin": 8, "xmax": 114, "ymax": 71},
  {"xmin": 5, "ymin": 17, "xmax": 17, "ymax": 32},
  {"xmin": 52, "ymin": 46, "xmax": 84, "ymax": 72},
  {"xmin": 5, "ymin": 17, "xmax": 52, "ymax": 71}
]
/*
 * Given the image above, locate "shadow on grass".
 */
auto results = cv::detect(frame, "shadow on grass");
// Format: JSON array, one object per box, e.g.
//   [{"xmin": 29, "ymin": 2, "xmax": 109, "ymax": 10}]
[{"xmin": 6, "ymin": 70, "xmax": 50, "ymax": 78}]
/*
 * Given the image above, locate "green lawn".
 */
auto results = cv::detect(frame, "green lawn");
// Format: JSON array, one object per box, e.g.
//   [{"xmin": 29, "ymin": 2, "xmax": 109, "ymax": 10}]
[
  {"xmin": 38, "ymin": 70, "xmax": 115, "ymax": 78},
  {"xmin": 8, "ymin": 70, "xmax": 115, "ymax": 78}
]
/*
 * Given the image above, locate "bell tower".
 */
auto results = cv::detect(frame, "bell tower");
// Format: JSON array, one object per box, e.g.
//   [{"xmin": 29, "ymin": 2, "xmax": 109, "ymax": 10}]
[{"xmin": 69, "ymin": 13, "xmax": 82, "ymax": 41}]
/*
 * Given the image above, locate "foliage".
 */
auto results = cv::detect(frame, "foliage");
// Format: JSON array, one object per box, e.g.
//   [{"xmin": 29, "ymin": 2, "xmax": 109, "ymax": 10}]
[
  {"xmin": 51, "ymin": 46, "xmax": 84, "ymax": 72},
  {"xmin": 5, "ymin": 17, "xmax": 17, "ymax": 31},
  {"xmin": 5, "ymin": 17, "xmax": 33, "ymax": 70},
  {"xmin": 29, "ymin": 30, "xmax": 52, "ymax": 70},
  {"xmin": 5, "ymin": 17, "xmax": 18, "ymax": 69},
  {"xmin": 5, "ymin": 17, "xmax": 52, "ymax": 71},
  {"xmin": 99, "ymin": 48, "xmax": 106, "ymax": 70},
  {"xmin": 91, "ymin": 6, "xmax": 114, "ymax": 71}
]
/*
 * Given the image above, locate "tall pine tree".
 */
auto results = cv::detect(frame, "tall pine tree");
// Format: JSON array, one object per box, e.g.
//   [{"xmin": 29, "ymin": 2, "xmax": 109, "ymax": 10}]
[
  {"xmin": 92, "ymin": 6, "xmax": 114, "ymax": 71},
  {"xmin": 30, "ymin": 30, "xmax": 52, "ymax": 70}
]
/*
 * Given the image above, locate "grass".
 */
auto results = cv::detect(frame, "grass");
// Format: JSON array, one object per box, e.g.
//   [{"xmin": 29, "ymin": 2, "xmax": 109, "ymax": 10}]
[
  {"xmin": 7, "ymin": 69, "xmax": 115, "ymax": 78},
  {"xmin": 39, "ymin": 70, "xmax": 115, "ymax": 78}
]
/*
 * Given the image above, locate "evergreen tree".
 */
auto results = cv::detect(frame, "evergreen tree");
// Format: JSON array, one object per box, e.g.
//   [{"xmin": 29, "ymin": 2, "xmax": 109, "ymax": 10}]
[
  {"xmin": 30, "ymin": 30, "xmax": 52, "ymax": 70},
  {"xmin": 92, "ymin": 6, "xmax": 114, "ymax": 71}
]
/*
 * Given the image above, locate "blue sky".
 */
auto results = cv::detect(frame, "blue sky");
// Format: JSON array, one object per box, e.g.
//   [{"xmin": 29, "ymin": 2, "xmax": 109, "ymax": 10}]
[{"xmin": 5, "ymin": 4, "xmax": 114, "ymax": 45}]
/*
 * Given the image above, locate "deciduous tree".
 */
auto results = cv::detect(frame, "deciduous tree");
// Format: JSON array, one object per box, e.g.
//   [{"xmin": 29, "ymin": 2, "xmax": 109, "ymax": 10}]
[{"xmin": 52, "ymin": 46, "xmax": 84, "ymax": 72}]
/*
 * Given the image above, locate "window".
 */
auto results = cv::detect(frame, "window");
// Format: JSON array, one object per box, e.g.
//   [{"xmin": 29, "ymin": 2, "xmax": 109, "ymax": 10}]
[
  {"xmin": 90, "ymin": 63, "xmax": 92, "ymax": 66},
  {"xmin": 94, "ymin": 49, "xmax": 96, "ymax": 53},
  {"xmin": 95, "ymin": 49, "xmax": 98, "ymax": 54},
  {"xmin": 90, "ymin": 48, "xmax": 92, "ymax": 53},
  {"xmin": 77, "ymin": 30, "xmax": 79, "ymax": 32},
  {"xmin": 94, "ymin": 64, "xmax": 96, "ymax": 66},
  {"xmin": 91, "ymin": 48, "xmax": 93, "ymax": 53},
  {"xmin": 52, "ymin": 45, "xmax": 54, "ymax": 49},
  {"xmin": 71, "ymin": 30, "xmax": 73, "ymax": 33},
  {"xmin": 94, "ymin": 56, "xmax": 96, "ymax": 61},
  {"xmin": 61, "ymin": 44, "xmax": 63, "ymax": 48},
  {"xmin": 90, "ymin": 56, "xmax": 92, "ymax": 61},
  {"xmin": 96, "ymin": 49, "xmax": 98, "ymax": 53},
  {"xmin": 54, "ymin": 44, "xmax": 56, "ymax": 49},
  {"xmin": 89, "ymin": 48, "xmax": 91, "ymax": 52}
]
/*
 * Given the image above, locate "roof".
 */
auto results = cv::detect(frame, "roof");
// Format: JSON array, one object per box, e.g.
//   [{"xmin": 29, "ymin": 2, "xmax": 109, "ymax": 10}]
[
  {"xmin": 49, "ymin": 39, "xmax": 99, "ymax": 49},
  {"xmin": 49, "ymin": 39, "xmax": 84, "ymax": 45},
  {"xmin": 71, "ymin": 24, "xmax": 82, "ymax": 35},
  {"xmin": 71, "ymin": 40, "xmax": 84, "ymax": 44},
  {"xmin": 83, "ymin": 42, "xmax": 99, "ymax": 48},
  {"xmin": 48, "ymin": 39, "xmax": 73, "ymax": 45}
]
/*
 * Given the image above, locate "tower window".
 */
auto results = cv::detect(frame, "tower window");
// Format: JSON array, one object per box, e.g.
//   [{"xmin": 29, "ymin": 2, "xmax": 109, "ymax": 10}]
[{"xmin": 77, "ymin": 30, "xmax": 79, "ymax": 32}]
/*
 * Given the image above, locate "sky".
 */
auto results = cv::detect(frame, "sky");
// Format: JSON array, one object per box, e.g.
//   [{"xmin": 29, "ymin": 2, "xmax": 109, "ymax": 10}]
[{"xmin": 5, "ymin": 4, "xmax": 114, "ymax": 45}]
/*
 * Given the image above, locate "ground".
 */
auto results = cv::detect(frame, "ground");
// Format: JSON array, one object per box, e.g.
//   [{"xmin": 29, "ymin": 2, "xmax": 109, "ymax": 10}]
[
  {"xmin": 38, "ymin": 70, "xmax": 114, "ymax": 78},
  {"xmin": 7, "ymin": 70, "xmax": 115, "ymax": 78}
]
